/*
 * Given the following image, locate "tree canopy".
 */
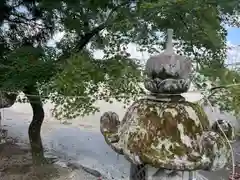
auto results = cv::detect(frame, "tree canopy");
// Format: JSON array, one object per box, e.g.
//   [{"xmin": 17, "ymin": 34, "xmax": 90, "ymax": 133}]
[
  {"xmin": 1, "ymin": 0, "xmax": 240, "ymax": 161},
  {"xmin": 1, "ymin": 0, "xmax": 240, "ymax": 117},
  {"xmin": 194, "ymin": 57, "xmax": 240, "ymax": 117}
]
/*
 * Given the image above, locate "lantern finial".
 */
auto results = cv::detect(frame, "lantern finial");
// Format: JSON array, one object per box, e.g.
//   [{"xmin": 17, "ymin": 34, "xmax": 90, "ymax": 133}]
[
  {"xmin": 165, "ymin": 29, "xmax": 174, "ymax": 54},
  {"xmin": 144, "ymin": 28, "xmax": 192, "ymax": 94}
]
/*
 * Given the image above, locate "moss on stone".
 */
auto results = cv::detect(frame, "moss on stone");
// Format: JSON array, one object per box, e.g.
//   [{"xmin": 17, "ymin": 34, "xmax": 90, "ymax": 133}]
[
  {"xmin": 101, "ymin": 98, "xmax": 231, "ymax": 170},
  {"xmin": 125, "ymin": 98, "xmax": 215, "ymax": 169}
]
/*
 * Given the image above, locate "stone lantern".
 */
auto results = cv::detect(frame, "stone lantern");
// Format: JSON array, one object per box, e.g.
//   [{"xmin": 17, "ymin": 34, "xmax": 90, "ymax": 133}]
[{"xmin": 100, "ymin": 29, "xmax": 233, "ymax": 179}]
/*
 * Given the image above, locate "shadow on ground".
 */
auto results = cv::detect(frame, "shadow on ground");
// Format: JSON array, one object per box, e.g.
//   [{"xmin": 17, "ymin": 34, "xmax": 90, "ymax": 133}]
[{"xmin": 0, "ymin": 139, "xmax": 72, "ymax": 180}]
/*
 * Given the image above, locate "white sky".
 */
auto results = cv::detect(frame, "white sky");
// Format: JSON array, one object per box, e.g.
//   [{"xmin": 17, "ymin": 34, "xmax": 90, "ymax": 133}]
[
  {"xmin": 226, "ymin": 41, "xmax": 240, "ymax": 66},
  {"xmin": 47, "ymin": 31, "xmax": 240, "ymax": 66}
]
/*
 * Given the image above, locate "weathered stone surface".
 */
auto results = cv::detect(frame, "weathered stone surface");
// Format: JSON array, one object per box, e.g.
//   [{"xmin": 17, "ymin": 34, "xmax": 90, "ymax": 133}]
[
  {"xmin": 144, "ymin": 77, "xmax": 191, "ymax": 94},
  {"xmin": 100, "ymin": 29, "xmax": 231, "ymax": 175},
  {"xmin": 144, "ymin": 29, "xmax": 192, "ymax": 94},
  {"xmin": 199, "ymin": 131, "xmax": 231, "ymax": 171},
  {"xmin": 0, "ymin": 128, "xmax": 7, "ymax": 144},
  {"xmin": 0, "ymin": 92, "xmax": 17, "ymax": 108},
  {"xmin": 144, "ymin": 53, "xmax": 192, "ymax": 93},
  {"xmin": 146, "ymin": 166, "xmax": 198, "ymax": 180},
  {"xmin": 100, "ymin": 111, "xmax": 122, "ymax": 154},
  {"xmin": 145, "ymin": 29, "xmax": 192, "ymax": 81},
  {"xmin": 100, "ymin": 98, "xmax": 231, "ymax": 170},
  {"xmin": 211, "ymin": 119, "xmax": 235, "ymax": 142},
  {"xmin": 145, "ymin": 53, "xmax": 192, "ymax": 80}
]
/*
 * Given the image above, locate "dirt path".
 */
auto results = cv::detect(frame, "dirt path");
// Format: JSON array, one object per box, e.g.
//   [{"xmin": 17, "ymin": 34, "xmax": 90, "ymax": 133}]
[{"xmin": 0, "ymin": 138, "xmax": 97, "ymax": 180}]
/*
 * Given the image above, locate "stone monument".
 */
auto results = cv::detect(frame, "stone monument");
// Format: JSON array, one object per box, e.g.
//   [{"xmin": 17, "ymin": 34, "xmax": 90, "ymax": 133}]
[{"xmin": 100, "ymin": 29, "xmax": 233, "ymax": 180}]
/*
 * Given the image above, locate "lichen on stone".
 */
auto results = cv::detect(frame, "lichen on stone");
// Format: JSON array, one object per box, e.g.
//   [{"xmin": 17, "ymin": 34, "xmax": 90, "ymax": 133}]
[
  {"xmin": 100, "ymin": 97, "xmax": 231, "ymax": 171},
  {"xmin": 199, "ymin": 131, "xmax": 231, "ymax": 171},
  {"xmin": 211, "ymin": 119, "xmax": 235, "ymax": 142}
]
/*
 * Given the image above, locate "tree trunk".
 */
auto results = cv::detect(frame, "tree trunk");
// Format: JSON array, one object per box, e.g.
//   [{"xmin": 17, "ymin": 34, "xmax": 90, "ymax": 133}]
[{"xmin": 24, "ymin": 85, "xmax": 46, "ymax": 164}]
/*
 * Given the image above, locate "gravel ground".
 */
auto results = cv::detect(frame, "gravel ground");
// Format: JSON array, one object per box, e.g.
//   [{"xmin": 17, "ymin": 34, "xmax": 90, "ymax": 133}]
[
  {"xmin": 0, "ymin": 139, "xmax": 97, "ymax": 180},
  {"xmin": 0, "ymin": 130, "xmax": 236, "ymax": 180}
]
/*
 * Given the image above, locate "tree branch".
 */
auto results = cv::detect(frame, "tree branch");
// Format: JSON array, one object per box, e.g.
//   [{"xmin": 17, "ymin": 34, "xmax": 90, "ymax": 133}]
[
  {"xmin": 0, "ymin": 63, "xmax": 15, "ymax": 70},
  {"xmin": 207, "ymin": 85, "xmax": 230, "ymax": 100},
  {"xmin": 75, "ymin": 1, "xmax": 131, "ymax": 51},
  {"xmin": 57, "ymin": 1, "xmax": 131, "ymax": 63},
  {"xmin": 7, "ymin": 12, "xmax": 51, "ymax": 29}
]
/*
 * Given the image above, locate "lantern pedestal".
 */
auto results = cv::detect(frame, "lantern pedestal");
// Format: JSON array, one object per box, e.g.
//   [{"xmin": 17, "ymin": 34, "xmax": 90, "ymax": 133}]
[{"xmin": 146, "ymin": 166, "xmax": 198, "ymax": 180}]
